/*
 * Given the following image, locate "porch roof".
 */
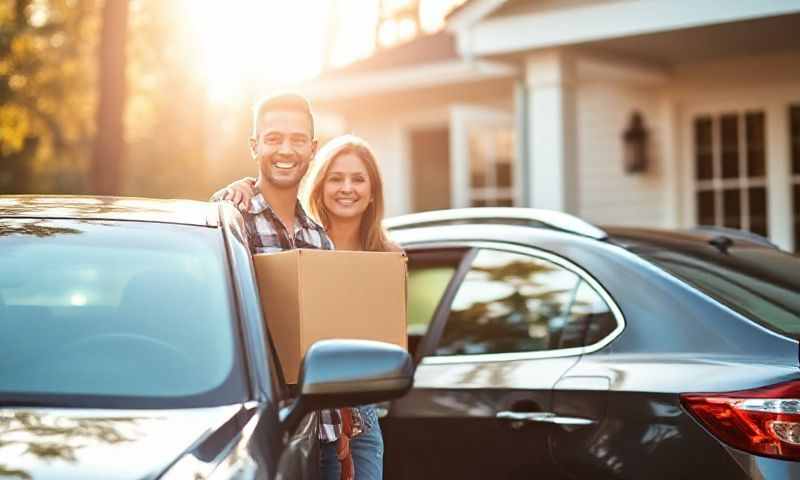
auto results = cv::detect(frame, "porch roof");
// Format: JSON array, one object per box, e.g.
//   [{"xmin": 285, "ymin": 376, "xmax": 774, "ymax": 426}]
[{"xmin": 317, "ymin": 31, "xmax": 459, "ymax": 80}]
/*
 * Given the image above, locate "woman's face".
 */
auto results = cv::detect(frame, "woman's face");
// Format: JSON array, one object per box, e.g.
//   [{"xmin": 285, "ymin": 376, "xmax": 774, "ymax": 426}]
[{"xmin": 322, "ymin": 152, "xmax": 373, "ymax": 222}]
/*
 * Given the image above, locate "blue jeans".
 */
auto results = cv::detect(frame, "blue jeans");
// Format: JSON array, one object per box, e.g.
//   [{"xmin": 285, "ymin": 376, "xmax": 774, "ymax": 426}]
[{"xmin": 320, "ymin": 405, "xmax": 384, "ymax": 480}]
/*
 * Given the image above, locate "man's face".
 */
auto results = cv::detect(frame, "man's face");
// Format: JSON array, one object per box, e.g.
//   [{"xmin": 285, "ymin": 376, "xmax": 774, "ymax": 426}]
[{"xmin": 250, "ymin": 110, "xmax": 317, "ymax": 190}]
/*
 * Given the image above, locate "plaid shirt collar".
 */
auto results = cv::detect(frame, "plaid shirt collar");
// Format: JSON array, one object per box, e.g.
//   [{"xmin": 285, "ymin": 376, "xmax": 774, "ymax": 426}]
[
  {"xmin": 245, "ymin": 190, "xmax": 332, "ymax": 253},
  {"xmin": 247, "ymin": 191, "xmax": 323, "ymax": 233}
]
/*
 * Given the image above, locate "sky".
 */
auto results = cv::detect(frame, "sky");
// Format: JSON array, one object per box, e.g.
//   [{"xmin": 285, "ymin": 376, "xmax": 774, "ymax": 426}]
[{"xmin": 181, "ymin": 0, "xmax": 465, "ymax": 104}]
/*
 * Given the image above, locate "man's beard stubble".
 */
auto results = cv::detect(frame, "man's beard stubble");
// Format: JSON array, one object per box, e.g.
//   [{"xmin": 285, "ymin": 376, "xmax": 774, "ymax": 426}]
[{"xmin": 261, "ymin": 152, "xmax": 311, "ymax": 190}]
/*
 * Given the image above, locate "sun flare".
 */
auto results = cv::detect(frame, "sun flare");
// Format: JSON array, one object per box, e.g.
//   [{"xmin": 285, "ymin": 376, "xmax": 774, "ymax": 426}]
[
  {"xmin": 183, "ymin": 0, "xmax": 331, "ymax": 103},
  {"xmin": 181, "ymin": 0, "xmax": 465, "ymax": 104}
]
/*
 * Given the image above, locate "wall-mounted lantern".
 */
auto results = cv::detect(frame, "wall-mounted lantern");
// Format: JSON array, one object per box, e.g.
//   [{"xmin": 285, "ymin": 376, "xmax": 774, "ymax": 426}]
[{"xmin": 622, "ymin": 111, "xmax": 648, "ymax": 174}]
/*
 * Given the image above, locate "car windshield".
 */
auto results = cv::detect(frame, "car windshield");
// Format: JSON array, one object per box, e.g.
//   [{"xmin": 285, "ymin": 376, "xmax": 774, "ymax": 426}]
[
  {"xmin": 0, "ymin": 218, "xmax": 246, "ymax": 408},
  {"xmin": 642, "ymin": 246, "xmax": 800, "ymax": 339}
]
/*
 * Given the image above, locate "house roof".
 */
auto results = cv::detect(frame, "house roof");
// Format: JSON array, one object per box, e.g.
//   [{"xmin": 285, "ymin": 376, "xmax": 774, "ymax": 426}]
[
  {"xmin": 318, "ymin": 31, "xmax": 459, "ymax": 80},
  {"xmin": 317, "ymin": 0, "xmax": 512, "ymax": 80},
  {"xmin": 445, "ymin": 0, "xmax": 508, "ymax": 30}
]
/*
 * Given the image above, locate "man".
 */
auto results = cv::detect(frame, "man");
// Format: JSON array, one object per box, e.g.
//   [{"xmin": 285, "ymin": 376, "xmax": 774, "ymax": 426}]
[
  {"xmin": 211, "ymin": 93, "xmax": 359, "ymax": 477},
  {"xmin": 213, "ymin": 93, "xmax": 328, "ymax": 252}
]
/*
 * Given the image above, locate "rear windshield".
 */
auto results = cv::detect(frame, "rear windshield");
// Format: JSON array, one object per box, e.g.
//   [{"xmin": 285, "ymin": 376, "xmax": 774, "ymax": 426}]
[
  {"xmin": 642, "ymin": 247, "xmax": 800, "ymax": 339},
  {"xmin": 0, "ymin": 219, "xmax": 246, "ymax": 408}
]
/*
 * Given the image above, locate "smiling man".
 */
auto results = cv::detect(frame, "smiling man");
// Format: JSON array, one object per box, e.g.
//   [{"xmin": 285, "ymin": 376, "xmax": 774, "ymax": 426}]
[{"xmin": 213, "ymin": 93, "xmax": 331, "ymax": 253}]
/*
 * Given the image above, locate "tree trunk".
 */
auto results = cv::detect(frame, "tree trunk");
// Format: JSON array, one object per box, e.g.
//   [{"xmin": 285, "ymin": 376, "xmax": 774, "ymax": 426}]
[{"xmin": 91, "ymin": 0, "xmax": 128, "ymax": 195}]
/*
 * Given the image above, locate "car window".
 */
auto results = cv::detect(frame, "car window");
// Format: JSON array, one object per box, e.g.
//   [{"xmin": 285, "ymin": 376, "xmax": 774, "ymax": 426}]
[
  {"xmin": 408, "ymin": 266, "xmax": 457, "ymax": 336},
  {"xmin": 406, "ymin": 249, "xmax": 466, "ymax": 356},
  {"xmin": 567, "ymin": 280, "xmax": 617, "ymax": 347},
  {"xmin": 0, "ymin": 219, "xmax": 246, "ymax": 407},
  {"xmin": 645, "ymin": 248, "xmax": 800, "ymax": 338},
  {"xmin": 432, "ymin": 249, "xmax": 615, "ymax": 356}
]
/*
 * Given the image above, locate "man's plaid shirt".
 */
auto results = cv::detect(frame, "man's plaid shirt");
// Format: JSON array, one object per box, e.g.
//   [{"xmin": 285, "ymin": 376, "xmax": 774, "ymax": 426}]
[
  {"xmin": 240, "ymin": 192, "xmax": 355, "ymax": 443},
  {"xmin": 244, "ymin": 192, "xmax": 332, "ymax": 253}
]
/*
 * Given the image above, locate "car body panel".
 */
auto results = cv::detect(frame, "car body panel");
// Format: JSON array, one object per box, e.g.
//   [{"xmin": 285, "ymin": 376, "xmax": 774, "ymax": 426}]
[
  {"xmin": 382, "ymin": 356, "xmax": 578, "ymax": 477},
  {"xmin": 0, "ymin": 405, "xmax": 249, "ymax": 480},
  {"xmin": 550, "ymin": 354, "xmax": 800, "ymax": 479}
]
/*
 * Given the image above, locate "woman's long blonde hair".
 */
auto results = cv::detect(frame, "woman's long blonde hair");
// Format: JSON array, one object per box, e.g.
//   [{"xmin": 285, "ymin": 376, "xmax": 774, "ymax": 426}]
[{"xmin": 302, "ymin": 134, "xmax": 397, "ymax": 252}]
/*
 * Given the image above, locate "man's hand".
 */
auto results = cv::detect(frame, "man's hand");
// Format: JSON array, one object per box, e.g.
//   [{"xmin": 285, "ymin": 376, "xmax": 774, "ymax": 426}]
[{"xmin": 210, "ymin": 177, "xmax": 256, "ymax": 212}]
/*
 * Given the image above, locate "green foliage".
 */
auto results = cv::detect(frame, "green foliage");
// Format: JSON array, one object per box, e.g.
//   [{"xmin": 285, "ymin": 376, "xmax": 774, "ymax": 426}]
[
  {"xmin": 0, "ymin": 0, "xmax": 265, "ymax": 199},
  {"xmin": 0, "ymin": 0, "xmax": 98, "ymax": 194}
]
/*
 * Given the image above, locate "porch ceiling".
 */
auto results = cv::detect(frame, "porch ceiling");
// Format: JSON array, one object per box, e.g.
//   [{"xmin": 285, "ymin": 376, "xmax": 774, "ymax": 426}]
[{"xmin": 579, "ymin": 13, "xmax": 800, "ymax": 67}]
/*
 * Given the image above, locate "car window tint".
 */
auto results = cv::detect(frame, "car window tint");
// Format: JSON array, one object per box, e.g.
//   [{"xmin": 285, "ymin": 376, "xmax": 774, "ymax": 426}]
[
  {"xmin": 434, "ymin": 249, "xmax": 582, "ymax": 356},
  {"xmin": 406, "ymin": 249, "xmax": 467, "ymax": 357},
  {"xmin": 649, "ymin": 253, "xmax": 800, "ymax": 337},
  {"xmin": 0, "ymin": 219, "xmax": 244, "ymax": 406},
  {"xmin": 408, "ymin": 266, "xmax": 457, "ymax": 336},
  {"xmin": 562, "ymin": 280, "xmax": 616, "ymax": 348}
]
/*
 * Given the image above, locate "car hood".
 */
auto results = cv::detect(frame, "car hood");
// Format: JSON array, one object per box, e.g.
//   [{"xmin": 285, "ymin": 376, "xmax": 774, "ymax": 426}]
[{"xmin": 0, "ymin": 403, "xmax": 246, "ymax": 480}]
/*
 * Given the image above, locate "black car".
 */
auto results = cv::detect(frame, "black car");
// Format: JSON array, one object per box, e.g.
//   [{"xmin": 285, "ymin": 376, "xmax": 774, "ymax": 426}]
[
  {"xmin": 0, "ymin": 195, "xmax": 413, "ymax": 480},
  {"xmin": 382, "ymin": 207, "xmax": 800, "ymax": 480}
]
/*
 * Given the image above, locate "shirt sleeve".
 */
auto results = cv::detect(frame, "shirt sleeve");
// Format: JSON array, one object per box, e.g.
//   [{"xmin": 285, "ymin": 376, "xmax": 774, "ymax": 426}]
[{"xmin": 243, "ymin": 215, "xmax": 258, "ymax": 254}]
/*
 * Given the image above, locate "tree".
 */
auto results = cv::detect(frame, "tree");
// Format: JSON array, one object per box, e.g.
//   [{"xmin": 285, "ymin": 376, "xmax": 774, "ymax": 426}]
[
  {"xmin": 91, "ymin": 0, "xmax": 128, "ymax": 195},
  {"xmin": 0, "ymin": 0, "xmax": 98, "ymax": 194}
]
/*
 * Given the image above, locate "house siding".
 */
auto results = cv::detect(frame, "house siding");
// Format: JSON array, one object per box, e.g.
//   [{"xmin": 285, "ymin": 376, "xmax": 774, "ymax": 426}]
[{"xmin": 576, "ymin": 83, "xmax": 666, "ymax": 227}]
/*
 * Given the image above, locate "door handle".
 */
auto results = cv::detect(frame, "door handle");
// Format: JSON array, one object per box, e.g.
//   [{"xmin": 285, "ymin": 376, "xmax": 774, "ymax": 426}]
[{"xmin": 496, "ymin": 411, "xmax": 595, "ymax": 426}]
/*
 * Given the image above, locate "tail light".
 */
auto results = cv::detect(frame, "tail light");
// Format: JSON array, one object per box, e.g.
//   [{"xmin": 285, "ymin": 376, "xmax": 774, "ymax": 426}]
[{"xmin": 681, "ymin": 380, "xmax": 800, "ymax": 460}]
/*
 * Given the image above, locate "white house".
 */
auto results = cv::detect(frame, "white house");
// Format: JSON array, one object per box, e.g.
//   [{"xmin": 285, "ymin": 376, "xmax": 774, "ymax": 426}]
[{"xmin": 300, "ymin": 0, "xmax": 800, "ymax": 252}]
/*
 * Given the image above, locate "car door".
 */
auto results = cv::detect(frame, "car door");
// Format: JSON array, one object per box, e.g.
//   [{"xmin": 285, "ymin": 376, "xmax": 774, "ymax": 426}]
[{"xmin": 382, "ymin": 243, "xmax": 597, "ymax": 479}]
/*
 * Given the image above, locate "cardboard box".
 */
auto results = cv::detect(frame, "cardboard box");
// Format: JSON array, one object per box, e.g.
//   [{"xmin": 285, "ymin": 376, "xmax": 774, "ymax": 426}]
[{"xmin": 253, "ymin": 249, "xmax": 407, "ymax": 383}]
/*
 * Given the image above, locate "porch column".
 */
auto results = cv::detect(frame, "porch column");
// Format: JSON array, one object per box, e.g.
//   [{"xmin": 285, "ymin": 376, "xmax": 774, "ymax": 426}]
[
  {"xmin": 449, "ymin": 106, "xmax": 471, "ymax": 208},
  {"xmin": 766, "ymin": 102, "xmax": 793, "ymax": 250},
  {"xmin": 525, "ymin": 51, "xmax": 578, "ymax": 213}
]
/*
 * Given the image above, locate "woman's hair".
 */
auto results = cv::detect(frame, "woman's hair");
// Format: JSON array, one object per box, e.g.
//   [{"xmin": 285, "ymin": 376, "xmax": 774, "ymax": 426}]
[{"xmin": 302, "ymin": 134, "xmax": 398, "ymax": 252}]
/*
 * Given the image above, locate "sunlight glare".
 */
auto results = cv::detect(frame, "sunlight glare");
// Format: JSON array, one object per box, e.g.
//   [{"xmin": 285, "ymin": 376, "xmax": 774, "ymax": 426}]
[
  {"xmin": 70, "ymin": 293, "xmax": 88, "ymax": 306},
  {"xmin": 184, "ymin": 0, "xmax": 330, "ymax": 104},
  {"xmin": 420, "ymin": 0, "xmax": 468, "ymax": 33},
  {"xmin": 182, "ymin": 0, "xmax": 467, "ymax": 103},
  {"xmin": 328, "ymin": 0, "xmax": 380, "ymax": 68}
]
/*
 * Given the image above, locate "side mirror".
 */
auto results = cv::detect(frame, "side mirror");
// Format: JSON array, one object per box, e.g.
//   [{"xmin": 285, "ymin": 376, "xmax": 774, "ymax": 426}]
[{"xmin": 280, "ymin": 339, "xmax": 413, "ymax": 432}]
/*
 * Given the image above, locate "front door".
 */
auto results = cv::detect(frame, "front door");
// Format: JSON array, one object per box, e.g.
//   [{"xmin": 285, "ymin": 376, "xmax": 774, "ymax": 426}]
[{"xmin": 382, "ymin": 245, "xmax": 589, "ymax": 479}]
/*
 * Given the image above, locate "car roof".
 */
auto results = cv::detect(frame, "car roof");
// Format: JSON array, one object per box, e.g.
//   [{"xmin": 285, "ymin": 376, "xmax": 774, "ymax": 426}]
[
  {"xmin": 384, "ymin": 207, "xmax": 607, "ymax": 240},
  {"xmin": 0, "ymin": 195, "xmax": 219, "ymax": 227},
  {"xmin": 603, "ymin": 226, "xmax": 779, "ymax": 253},
  {"xmin": 384, "ymin": 208, "xmax": 779, "ymax": 254}
]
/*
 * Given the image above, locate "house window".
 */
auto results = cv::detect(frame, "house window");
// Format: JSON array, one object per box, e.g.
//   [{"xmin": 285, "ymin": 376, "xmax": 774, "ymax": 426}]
[
  {"xmin": 694, "ymin": 111, "xmax": 768, "ymax": 236},
  {"xmin": 468, "ymin": 128, "xmax": 515, "ymax": 207},
  {"xmin": 791, "ymin": 105, "xmax": 800, "ymax": 252}
]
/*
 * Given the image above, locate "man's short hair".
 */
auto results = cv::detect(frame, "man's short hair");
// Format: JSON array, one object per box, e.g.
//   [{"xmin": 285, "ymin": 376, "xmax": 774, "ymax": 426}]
[{"xmin": 252, "ymin": 92, "xmax": 315, "ymax": 138}]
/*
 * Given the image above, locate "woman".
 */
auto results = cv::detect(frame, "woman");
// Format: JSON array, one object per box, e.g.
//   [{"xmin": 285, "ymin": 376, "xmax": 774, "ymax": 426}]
[
  {"xmin": 303, "ymin": 134, "xmax": 400, "ymax": 253},
  {"xmin": 303, "ymin": 134, "xmax": 398, "ymax": 480}
]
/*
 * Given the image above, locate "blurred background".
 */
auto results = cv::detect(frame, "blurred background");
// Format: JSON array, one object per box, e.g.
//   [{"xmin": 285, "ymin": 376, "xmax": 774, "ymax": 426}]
[
  {"xmin": 0, "ymin": 0, "xmax": 466, "ymax": 199},
  {"xmin": 1, "ymin": 0, "xmax": 799, "ymax": 251}
]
